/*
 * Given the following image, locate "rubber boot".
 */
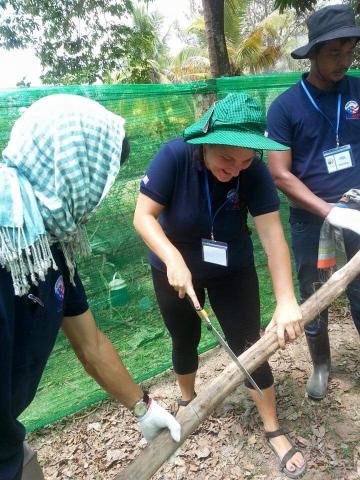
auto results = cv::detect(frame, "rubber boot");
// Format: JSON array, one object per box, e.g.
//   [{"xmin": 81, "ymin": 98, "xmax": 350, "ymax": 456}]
[
  {"xmin": 305, "ymin": 329, "xmax": 331, "ymax": 400},
  {"xmin": 22, "ymin": 442, "xmax": 45, "ymax": 480}
]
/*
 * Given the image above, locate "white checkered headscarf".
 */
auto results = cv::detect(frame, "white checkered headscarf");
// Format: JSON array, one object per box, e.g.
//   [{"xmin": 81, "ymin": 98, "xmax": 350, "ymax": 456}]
[{"xmin": 1, "ymin": 94, "xmax": 125, "ymax": 295}]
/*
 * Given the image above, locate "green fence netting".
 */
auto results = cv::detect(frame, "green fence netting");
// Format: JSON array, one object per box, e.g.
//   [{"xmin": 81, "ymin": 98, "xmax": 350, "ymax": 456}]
[{"xmin": 1, "ymin": 71, "xmax": 358, "ymax": 432}]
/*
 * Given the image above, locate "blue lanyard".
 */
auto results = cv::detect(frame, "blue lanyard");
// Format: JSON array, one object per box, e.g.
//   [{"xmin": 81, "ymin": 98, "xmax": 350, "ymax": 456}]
[
  {"xmin": 204, "ymin": 170, "xmax": 240, "ymax": 240},
  {"xmin": 301, "ymin": 79, "xmax": 342, "ymax": 148}
]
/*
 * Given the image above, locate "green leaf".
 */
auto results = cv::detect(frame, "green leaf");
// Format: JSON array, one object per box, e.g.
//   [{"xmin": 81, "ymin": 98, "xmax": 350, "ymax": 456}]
[{"xmin": 274, "ymin": 0, "xmax": 317, "ymax": 14}]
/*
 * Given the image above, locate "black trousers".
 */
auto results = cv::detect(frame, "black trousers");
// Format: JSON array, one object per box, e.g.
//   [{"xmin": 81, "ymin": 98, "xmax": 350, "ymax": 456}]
[{"xmin": 151, "ymin": 264, "xmax": 273, "ymax": 390}]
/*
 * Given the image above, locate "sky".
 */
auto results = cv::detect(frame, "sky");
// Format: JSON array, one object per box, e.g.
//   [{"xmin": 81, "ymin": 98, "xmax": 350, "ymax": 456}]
[
  {"xmin": 0, "ymin": 49, "xmax": 43, "ymax": 89},
  {"xmin": 0, "ymin": 0, "xmax": 347, "ymax": 89},
  {"xmin": 148, "ymin": 0, "xmax": 193, "ymax": 52}
]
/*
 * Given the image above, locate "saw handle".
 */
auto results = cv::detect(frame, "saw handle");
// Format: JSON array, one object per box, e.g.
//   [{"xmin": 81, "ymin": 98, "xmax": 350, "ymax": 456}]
[{"xmin": 186, "ymin": 295, "xmax": 212, "ymax": 330}]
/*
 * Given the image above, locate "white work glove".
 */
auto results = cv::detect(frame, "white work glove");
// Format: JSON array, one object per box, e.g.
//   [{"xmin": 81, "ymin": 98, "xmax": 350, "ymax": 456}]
[
  {"xmin": 326, "ymin": 206, "xmax": 360, "ymax": 235},
  {"xmin": 138, "ymin": 399, "xmax": 181, "ymax": 443}
]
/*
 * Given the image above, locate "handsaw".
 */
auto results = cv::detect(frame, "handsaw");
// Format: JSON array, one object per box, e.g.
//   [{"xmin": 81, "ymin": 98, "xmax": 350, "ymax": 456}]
[{"xmin": 195, "ymin": 307, "xmax": 263, "ymax": 397}]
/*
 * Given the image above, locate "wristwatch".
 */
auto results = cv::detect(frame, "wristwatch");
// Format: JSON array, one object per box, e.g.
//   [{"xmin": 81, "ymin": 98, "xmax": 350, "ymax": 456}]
[{"xmin": 131, "ymin": 392, "xmax": 150, "ymax": 418}]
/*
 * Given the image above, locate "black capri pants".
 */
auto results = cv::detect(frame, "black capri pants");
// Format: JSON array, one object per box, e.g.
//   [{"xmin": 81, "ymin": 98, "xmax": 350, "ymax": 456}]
[{"xmin": 151, "ymin": 264, "xmax": 273, "ymax": 390}]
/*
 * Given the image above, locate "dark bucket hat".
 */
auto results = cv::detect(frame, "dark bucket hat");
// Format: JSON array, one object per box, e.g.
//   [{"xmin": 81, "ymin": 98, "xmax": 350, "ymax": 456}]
[
  {"xmin": 291, "ymin": 4, "xmax": 360, "ymax": 59},
  {"xmin": 183, "ymin": 93, "xmax": 288, "ymax": 151}
]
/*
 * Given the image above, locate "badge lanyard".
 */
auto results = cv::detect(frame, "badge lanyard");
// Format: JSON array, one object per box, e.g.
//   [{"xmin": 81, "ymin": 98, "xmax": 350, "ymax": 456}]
[
  {"xmin": 203, "ymin": 169, "xmax": 240, "ymax": 240},
  {"xmin": 301, "ymin": 79, "xmax": 342, "ymax": 148}
]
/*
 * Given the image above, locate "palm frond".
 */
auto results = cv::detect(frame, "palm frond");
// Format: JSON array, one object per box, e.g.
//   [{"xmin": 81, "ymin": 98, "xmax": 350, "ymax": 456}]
[
  {"xmin": 228, "ymin": 4, "xmax": 296, "ymax": 75},
  {"xmin": 224, "ymin": 0, "xmax": 252, "ymax": 44},
  {"xmin": 249, "ymin": 45, "xmax": 282, "ymax": 73},
  {"xmin": 167, "ymin": 45, "xmax": 210, "ymax": 82},
  {"xmin": 186, "ymin": 17, "xmax": 207, "ymax": 49},
  {"xmin": 257, "ymin": 10, "xmax": 292, "ymax": 39}
]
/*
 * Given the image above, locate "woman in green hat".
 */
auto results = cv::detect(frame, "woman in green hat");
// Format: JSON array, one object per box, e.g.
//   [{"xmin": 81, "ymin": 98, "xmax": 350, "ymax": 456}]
[{"xmin": 134, "ymin": 93, "xmax": 306, "ymax": 478}]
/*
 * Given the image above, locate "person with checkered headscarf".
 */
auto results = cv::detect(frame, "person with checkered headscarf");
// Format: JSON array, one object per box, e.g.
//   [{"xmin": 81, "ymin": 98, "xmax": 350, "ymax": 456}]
[{"xmin": 0, "ymin": 94, "xmax": 180, "ymax": 480}]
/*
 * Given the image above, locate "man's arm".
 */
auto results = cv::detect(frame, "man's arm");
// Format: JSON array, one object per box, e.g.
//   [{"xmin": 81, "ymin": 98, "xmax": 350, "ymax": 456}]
[
  {"xmin": 62, "ymin": 309, "xmax": 181, "ymax": 442},
  {"xmin": 268, "ymin": 149, "xmax": 332, "ymax": 218},
  {"xmin": 62, "ymin": 309, "xmax": 143, "ymax": 408}
]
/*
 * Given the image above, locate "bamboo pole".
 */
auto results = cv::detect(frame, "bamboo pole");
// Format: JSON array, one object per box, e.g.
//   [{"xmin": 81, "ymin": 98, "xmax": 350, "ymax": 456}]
[{"xmin": 115, "ymin": 250, "xmax": 360, "ymax": 480}]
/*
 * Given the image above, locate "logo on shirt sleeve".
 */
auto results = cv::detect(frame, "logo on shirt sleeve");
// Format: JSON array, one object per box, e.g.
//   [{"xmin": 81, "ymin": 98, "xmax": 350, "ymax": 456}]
[
  {"xmin": 345, "ymin": 100, "xmax": 360, "ymax": 119},
  {"xmin": 55, "ymin": 275, "xmax": 65, "ymax": 303},
  {"xmin": 142, "ymin": 174, "xmax": 149, "ymax": 185}
]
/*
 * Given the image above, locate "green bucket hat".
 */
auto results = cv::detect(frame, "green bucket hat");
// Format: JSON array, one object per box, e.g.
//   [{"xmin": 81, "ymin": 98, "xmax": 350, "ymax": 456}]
[{"xmin": 183, "ymin": 93, "xmax": 288, "ymax": 151}]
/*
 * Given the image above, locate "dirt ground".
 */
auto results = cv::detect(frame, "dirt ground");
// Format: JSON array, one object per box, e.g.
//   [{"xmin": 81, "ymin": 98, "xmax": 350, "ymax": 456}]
[{"xmin": 29, "ymin": 304, "xmax": 360, "ymax": 480}]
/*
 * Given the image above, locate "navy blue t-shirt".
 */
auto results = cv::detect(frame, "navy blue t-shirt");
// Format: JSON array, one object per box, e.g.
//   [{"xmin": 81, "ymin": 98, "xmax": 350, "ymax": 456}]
[
  {"xmin": 140, "ymin": 137, "xmax": 279, "ymax": 280},
  {"xmin": 266, "ymin": 74, "xmax": 360, "ymax": 207},
  {"xmin": 0, "ymin": 246, "xmax": 88, "ymax": 480}
]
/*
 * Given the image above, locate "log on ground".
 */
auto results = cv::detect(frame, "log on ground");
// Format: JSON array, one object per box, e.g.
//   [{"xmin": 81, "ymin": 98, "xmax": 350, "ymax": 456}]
[{"xmin": 115, "ymin": 250, "xmax": 360, "ymax": 480}]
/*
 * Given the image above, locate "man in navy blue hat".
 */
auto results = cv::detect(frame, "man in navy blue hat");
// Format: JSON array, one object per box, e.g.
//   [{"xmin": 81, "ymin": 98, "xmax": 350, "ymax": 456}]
[{"xmin": 266, "ymin": 4, "xmax": 360, "ymax": 401}]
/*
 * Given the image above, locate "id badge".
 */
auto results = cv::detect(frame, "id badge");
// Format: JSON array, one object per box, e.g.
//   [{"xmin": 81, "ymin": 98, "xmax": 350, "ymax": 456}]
[
  {"xmin": 202, "ymin": 239, "xmax": 228, "ymax": 266},
  {"xmin": 323, "ymin": 144, "xmax": 354, "ymax": 174}
]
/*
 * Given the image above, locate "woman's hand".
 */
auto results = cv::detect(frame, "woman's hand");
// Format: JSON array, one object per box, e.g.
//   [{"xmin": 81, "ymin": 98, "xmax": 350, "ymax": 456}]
[
  {"xmin": 265, "ymin": 298, "xmax": 303, "ymax": 348},
  {"xmin": 166, "ymin": 256, "xmax": 200, "ymax": 310}
]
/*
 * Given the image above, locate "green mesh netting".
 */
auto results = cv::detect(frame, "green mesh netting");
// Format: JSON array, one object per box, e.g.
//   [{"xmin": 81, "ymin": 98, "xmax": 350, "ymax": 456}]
[{"xmin": 1, "ymin": 71, "xmax": 358, "ymax": 432}]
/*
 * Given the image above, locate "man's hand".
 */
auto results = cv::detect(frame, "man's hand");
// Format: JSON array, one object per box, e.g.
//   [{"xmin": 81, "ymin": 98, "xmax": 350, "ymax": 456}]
[
  {"xmin": 327, "ymin": 206, "xmax": 360, "ymax": 235},
  {"xmin": 138, "ymin": 399, "xmax": 181, "ymax": 442}
]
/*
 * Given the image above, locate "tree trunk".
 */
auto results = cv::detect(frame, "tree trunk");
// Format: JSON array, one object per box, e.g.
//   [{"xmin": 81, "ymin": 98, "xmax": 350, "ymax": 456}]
[
  {"xmin": 202, "ymin": 0, "xmax": 231, "ymax": 77},
  {"xmin": 115, "ymin": 250, "xmax": 360, "ymax": 480}
]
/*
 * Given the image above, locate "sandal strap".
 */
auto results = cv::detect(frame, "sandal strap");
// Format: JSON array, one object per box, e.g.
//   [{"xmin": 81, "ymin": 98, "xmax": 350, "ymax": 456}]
[
  {"xmin": 177, "ymin": 398, "xmax": 192, "ymax": 407},
  {"xmin": 265, "ymin": 427, "xmax": 289, "ymax": 439},
  {"xmin": 280, "ymin": 446, "xmax": 300, "ymax": 470},
  {"xmin": 176, "ymin": 392, "xmax": 197, "ymax": 407}
]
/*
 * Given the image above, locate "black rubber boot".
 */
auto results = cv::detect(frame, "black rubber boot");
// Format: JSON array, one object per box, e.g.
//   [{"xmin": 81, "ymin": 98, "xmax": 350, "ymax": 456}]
[
  {"xmin": 305, "ymin": 329, "xmax": 331, "ymax": 400},
  {"xmin": 22, "ymin": 442, "xmax": 45, "ymax": 480}
]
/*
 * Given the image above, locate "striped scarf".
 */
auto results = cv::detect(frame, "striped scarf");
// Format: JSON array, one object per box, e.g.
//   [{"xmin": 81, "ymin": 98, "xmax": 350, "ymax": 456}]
[{"xmin": 0, "ymin": 94, "xmax": 125, "ymax": 295}]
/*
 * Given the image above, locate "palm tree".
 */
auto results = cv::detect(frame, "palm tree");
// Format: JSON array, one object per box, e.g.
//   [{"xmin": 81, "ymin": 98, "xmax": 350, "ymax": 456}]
[
  {"xmin": 167, "ymin": 47, "xmax": 210, "ymax": 82},
  {"xmin": 202, "ymin": 0, "xmax": 231, "ymax": 76},
  {"xmin": 169, "ymin": 0, "xmax": 296, "ymax": 80},
  {"xmin": 227, "ymin": 8, "xmax": 295, "ymax": 74},
  {"xmin": 166, "ymin": 18, "xmax": 210, "ymax": 82},
  {"xmin": 105, "ymin": 3, "xmax": 171, "ymax": 84},
  {"xmin": 197, "ymin": 0, "xmax": 315, "ymax": 78}
]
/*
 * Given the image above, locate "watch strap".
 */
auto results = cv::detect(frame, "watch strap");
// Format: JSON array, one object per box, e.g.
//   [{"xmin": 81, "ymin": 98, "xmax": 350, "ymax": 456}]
[
  {"xmin": 142, "ymin": 391, "xmax": 150, "ymax": 406},
  {"xmin": 131, "ymin": 391, "xmax": 151, "ymax": 417}
]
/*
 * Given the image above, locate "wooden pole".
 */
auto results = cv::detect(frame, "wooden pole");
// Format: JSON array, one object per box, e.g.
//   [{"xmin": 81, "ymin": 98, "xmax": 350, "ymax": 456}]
[{"xmin": 115, "ymin": 250, "xmax": 360, "ymax": 480}]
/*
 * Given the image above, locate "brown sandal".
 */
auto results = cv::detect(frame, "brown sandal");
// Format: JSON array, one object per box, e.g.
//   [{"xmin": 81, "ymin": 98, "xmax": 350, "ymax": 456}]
[
  {"xmin": 173, "ymin": 393, "xmax": 197, "ymax": 416},
  {"xmin": 265, "ymin": 428, "xmax": 307, "ymax": 479}
]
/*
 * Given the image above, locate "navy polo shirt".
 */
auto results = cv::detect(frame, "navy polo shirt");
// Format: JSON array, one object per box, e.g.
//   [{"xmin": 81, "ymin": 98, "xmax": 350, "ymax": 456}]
[
  {"xmin": 0, "ymin": 246, "xmax": 88, "ymax": 480},
  {"xmin": 266, "ymin": 74, "xmax": 360, "ymax": 208},
  {"xmin": 140, "ymin": 137, "xmax": 280, "ymax": 280}
]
